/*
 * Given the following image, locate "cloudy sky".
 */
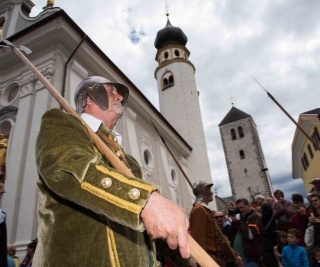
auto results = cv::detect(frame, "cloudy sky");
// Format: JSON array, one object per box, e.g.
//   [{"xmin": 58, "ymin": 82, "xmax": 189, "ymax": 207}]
[{"xmin": 30, "ymin": 0, "xmax": 320, "ymax": 199}]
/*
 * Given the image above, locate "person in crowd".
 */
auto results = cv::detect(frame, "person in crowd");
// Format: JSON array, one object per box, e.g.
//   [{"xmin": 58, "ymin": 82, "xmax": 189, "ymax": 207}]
[
  {"xmin": 266, "ymin": 197, "xmax": 275, "ymax": 206},
  {"xmin": 230, "ymin": 198, "xmax": 262, "ymax": 267},
  {"xmin": 8, "ymin": 246, "xmax": 19, "ymax": 267},
  {"xmin": 273, "ymin": 231, "xmax": 288, "ymax": 267},
  {"xmin": 20, "ymin": 240, "xmax": 37, "ymax": 267},
  {"xmin": 290, "ymin": 193, "xmax": 311, "ymax": 247},
  {"xmin": 309, "ymin": 193, "xmax": 320, "ymax": 249},
  {"xmin": 307, "ymin": 179, "xmax": 320, "ymax": 206},
  {"xmin": 32, "ymin": 76, "xmax": 194, "ymax": 266},
  {"xmin": 6, "ymin": 253, "xmax": 14, "ymax": 267},
  {"xmin": 281, "ymin": 228, "xmax": 309, "ymax": 267},
  {"xmin": 0, "ymin": 181, "xmax": 7, "ymax": 267},
  {"xmin": 214, "ymin": 211, "xmax": 233, "ymax": 244},
  {"xmin": 225, "ymin": 201, "xmax": 239, "ymax": 222},
  {"xmin": 190, "ymin": 181, "xmax": 241, "ymax": 267},
  {"xmin": 0, "ymin": 135, "xmax": 8, "ymax": 267},
  {"xmin": 254, "ymin": 195, "xmax": 265, "ymax": 215},
  {"xmin": 309, "ymin": 178, "xmax": 320, "ymax": 195},
  {"xmin": 273, "ymin": 189, "xmax": 296, "ymax": 232},
  {"xmin": 310, "ymin": 247, "xmax": 320, "ymax": 267},
  {"xmin": 254, "ymin": 195, "xmax": 278, "ymax": 267}
]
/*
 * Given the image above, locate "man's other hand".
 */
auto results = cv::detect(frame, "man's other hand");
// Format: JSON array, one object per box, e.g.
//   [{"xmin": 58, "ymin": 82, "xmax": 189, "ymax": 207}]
[{"xmin": 141, "ymin": 192, "xmax": 190, "ymax": 259}]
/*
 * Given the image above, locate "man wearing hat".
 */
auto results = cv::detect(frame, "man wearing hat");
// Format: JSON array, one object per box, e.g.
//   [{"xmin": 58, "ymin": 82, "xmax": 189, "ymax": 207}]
[
  {"xmin": 310, "ymin": 178, "xmax": 320, "ymax": 194},
  {"xmin": 189, "ymin": 181, "xmax": 241, "ymax": 267},
  {"xmin": 33, "ymin": 77, "xmax": 193, "ymax": 266}
]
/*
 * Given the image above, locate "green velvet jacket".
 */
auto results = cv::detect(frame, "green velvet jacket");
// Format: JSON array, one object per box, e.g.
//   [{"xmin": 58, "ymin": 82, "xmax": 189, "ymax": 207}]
[{"xmin": 33, "ymin": 109, "xmax": 159, "ymax": 267}]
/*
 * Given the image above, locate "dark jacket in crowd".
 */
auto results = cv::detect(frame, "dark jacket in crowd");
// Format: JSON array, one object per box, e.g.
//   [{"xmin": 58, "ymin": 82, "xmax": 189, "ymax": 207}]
[{"xmin": 231, "ymin": 210, "xmax": 262, "ymax": 262}]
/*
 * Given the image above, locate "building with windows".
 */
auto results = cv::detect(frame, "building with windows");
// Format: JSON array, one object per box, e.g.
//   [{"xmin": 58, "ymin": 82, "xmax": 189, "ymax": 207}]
[
  {"xmin": 0, "ymin": 0, "xmax": 215, "ymax": 255},
  {"xmin": 219, "ymin": 106, "xmax": 273, "ymax": 202},
  {"xmin": 292, "ymin": 108, "xmax": 320, "ymax": 191}
]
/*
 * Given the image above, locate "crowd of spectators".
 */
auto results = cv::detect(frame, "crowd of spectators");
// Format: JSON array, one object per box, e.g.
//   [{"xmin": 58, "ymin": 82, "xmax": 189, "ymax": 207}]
[
  {"xmin": 207, "ymin": 179, "xmax": 320, "ymax": 267},
  {"xmin": 2, "ymin": 177, "xmax": 320, "ymax": 267}
]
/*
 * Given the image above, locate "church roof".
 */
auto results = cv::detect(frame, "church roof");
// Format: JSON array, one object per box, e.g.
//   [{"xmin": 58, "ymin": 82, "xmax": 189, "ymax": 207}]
[
  {"xmin": 218, "ymin": 106, "xmax": 251, "ymax": 126},
  {"xmin": 154, "ymin": 18, "xmax": 188, "ymax": 50},
  {"xmin": 301, "ymin": 108, "xmax": 320, "ymax": 115}
]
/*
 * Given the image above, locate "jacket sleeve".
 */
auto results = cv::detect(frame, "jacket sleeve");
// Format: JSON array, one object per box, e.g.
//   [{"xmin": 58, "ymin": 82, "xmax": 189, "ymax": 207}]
[
  {"xmin": 236, "ymin": 213, "xmax": 261, "ymax": 241},
  {"xmin": 281, "ymin": 247, "xmax": 289, "ymax": 267},
  {"xmin": 301, "ymin": 248, "xmax": 309, "ymax": 267},
  {"xmin": 36, "ymin": 109, "xmax": 159, "ymax": 231}
]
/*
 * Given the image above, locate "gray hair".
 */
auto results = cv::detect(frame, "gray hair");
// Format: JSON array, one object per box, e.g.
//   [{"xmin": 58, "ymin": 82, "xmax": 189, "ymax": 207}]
[{"xmin": 254, "ymin": 195, "xmax": 265, "ymax": 201}]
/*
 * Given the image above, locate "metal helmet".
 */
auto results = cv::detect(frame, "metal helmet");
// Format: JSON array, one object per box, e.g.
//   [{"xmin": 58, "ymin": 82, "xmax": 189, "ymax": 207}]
[{"xmin": 74, "ymin": 76, "xmax": 129, "ymax": 114}]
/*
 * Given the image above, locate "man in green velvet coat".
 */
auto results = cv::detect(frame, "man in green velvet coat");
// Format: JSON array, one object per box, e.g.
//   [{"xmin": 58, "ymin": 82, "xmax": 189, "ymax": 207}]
[{"xmin": 33, "ymin": 76, "xmax": 193, "ymax": 266}]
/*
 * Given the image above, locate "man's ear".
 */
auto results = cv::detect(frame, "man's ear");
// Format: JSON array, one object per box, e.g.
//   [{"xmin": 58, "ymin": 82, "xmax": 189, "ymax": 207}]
[{"xmin": 83, "ymin": 97, "xmax": 92, "ymax": 112}]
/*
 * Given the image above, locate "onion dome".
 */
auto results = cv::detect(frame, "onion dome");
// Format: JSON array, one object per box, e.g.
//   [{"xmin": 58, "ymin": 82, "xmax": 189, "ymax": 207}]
[{"xmin": 154, "ymin": 18, "xmax": 188, "ymax": 50}]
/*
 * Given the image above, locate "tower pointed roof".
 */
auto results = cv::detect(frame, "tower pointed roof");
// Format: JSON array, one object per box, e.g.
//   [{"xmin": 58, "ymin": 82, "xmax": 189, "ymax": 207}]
[
  {"xmin": 154, "ymin": 17, "xmax": 188, "ymax": 50},
  {"xmin": 301, "ymin": 108, "xmax": 320, "ymax": 115},
  {"xmin": 218, "ymin": 107, "xmax": 251, "ymax": 126}
]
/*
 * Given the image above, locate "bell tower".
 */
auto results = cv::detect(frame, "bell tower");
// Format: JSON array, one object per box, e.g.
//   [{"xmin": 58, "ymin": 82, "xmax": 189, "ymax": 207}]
[
  {"xmin": 219, "ymin": 106, "xmax": 273, "ymax": 201},
  {"xmin": 154, "ymin": 15, "xmax": 213, "ymax": 189}
]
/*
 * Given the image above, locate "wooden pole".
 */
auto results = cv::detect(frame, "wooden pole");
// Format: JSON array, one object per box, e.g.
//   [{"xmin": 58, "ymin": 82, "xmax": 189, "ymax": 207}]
[
  {"xmin": 151, "ymin": 122, "xmax": 193, "ymax": 188},
  {"xmin": 7, "ymin": 43, "xmax": 219, "ymax": 267},
  {"xmin": 252, "ymin": 76, "xmax": 320, "ymax": 150}
]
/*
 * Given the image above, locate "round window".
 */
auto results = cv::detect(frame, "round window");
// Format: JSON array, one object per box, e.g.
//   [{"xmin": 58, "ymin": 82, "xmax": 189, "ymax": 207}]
[
  {"xmin": 143, "ymin": 149, "xmax": 153, "ymax": 168},
  {"xmin": 1, "ymin": 83, "xmax": 20, "ymax": 106},
  {"xmin": 171, "ymin": 169, "xmax": 177, "ymax": 185}
]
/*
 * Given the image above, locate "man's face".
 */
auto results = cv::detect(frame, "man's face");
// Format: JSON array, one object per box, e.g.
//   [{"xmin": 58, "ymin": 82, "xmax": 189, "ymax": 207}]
[
  {"xmin": 313, "ymin": 182, "xmax": 320, "ymax": 190},
  {"xmin": 255, "ymin": 198, "xmax": 264, "ymax": 206},
  {"xmin": 265, "ymin": 197, "xmax": 274, "ymax": 205},
  {"xmin": 287, "ymin": 233, "xmax": 298, "ymax": 245},
  {"xmin": 236, "ymin": 202, "xmax": 251, "ymax": 216},
  {"xmin": 293, "ymin": 201, "xmax": 303, "ymax": 209},
  {"xmin": 201, "ymin": 186, "xmax": 213, "ymax": 203},
  {"xmin": 214, "ymin": 212, "xmax": 226, "ymax": 225},
  {"xmin": 0, "ymin": 182, "xmax": 5, "ymax": 199},
  {"xmin": 311, "ymin": 196, "xmax": 320, "ymax": 209},
  {"xmin": 274, "ymin": 193, "xmax": 283, "ymax": 202},
  {"xmin": 105, "ymin": 85, "xmax": 123, "ymax": 116}
]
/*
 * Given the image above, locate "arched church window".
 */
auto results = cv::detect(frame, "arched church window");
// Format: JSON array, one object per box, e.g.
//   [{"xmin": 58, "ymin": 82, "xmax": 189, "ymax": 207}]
[
  {"xmin": 231, "ymin": 129, "xmax": 236, "ymax": 140},
  {"xmin": 312, "ymin": 127, "xmax": 320, "ymax": 150},
  {"xmin": 0, "ymin": 107, "xmax": 17, "ymax": 138},
  {"xmin": 239, "ymin": 150, "xmax": 245, "ymax": 160},
  {"xmin": 163, "ymin": 78, "xmax": 168, "ymax": 88},
  {"xmin": 162, "ymin": 72, "xmax": 174, "ymax": 90},
  {"xmin": 164, "ymin": 51, "xmax": 169, "ymax": 59},
  {"xmin": 0, "ymin": 119, "xmax": 12, "ymax": 138},
  {"xmin": 168, "ymin": 75, "xmax": 174, "ymax": 85},
  {"xmin": 301, "ymin": 153, "xmax": 309, "ymax": 171},
  {"xmin": 238, "ymin": 126, "xmax": 244, "ymax": 138},
  {"xmin": 174, "ymin": 49, "xmax": 180, "ymax": 57},
  {"xmin": 308, "ymin": 144, "xmax": 314, "ymax": 159}
]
